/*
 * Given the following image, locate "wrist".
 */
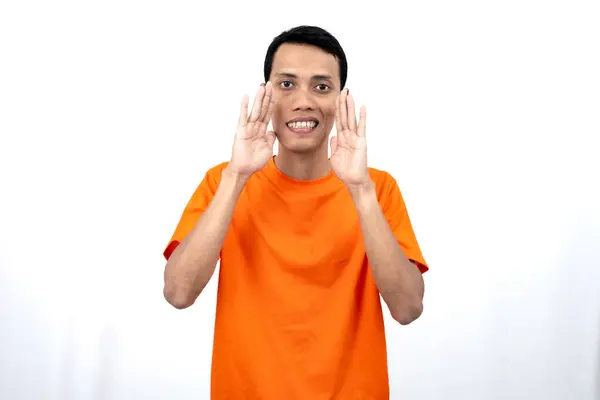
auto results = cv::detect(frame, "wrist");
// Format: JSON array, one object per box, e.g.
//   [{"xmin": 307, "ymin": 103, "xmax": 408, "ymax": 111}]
[
  {"xmin": 222, "ymin": 165, "xmax": 249, "ymax": 190},
  {"xmin": 347, "ymin": 178, "xmax": 376, "ymax": 200}
]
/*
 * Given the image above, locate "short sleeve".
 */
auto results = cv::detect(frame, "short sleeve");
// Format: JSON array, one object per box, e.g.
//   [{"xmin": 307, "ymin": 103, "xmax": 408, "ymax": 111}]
[
  {"xmin": 162, "ymin": 166, "xmax": 223, "ymax": 260},
  {"xmin": 380, "ymin": 176, "xmax": 429, "ymax": 274}
]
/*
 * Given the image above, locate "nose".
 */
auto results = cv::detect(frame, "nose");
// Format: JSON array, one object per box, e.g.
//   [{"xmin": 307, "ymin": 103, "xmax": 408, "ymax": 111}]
[{"xmin": 291, "ymin": 86, "xmax": 316, "ymax": 111}]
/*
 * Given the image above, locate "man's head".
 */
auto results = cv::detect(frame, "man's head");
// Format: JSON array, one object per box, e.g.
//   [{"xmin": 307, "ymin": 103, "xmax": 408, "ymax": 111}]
[{"xmin": 264, "ymin": 26, "xmax": 348, "ymax": 154}]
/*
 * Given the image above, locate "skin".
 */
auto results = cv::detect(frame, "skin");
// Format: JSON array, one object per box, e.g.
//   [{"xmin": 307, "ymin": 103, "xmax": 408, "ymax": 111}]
[
  {"xmin": 268, "ymin": 43, "xmax": 339, "ymax": 181},
  {"xmin": 164, "ymin": 42, "xmax": 425, "ymax": 324}
]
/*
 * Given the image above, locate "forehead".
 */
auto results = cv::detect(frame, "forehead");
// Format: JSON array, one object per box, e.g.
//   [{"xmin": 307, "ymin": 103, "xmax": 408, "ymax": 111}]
[{"xmin": 271, "ymin": 43, "xmax": 340, "ymax": 82}]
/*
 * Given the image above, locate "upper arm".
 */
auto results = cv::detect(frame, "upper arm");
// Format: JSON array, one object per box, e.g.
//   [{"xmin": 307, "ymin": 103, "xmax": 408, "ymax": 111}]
[
  {"xmin": 379, "ymin": 174, "xmax": 429, "ymax": 274},
  {"xmin": 163, "ymin": 167, "xmax": 222, "ymax": 260}
]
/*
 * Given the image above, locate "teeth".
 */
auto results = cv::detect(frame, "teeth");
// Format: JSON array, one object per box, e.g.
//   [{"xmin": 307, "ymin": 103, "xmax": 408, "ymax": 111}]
[{"xmin": 287, "ymin": 121, "xmax": 317, "ymax": 129}]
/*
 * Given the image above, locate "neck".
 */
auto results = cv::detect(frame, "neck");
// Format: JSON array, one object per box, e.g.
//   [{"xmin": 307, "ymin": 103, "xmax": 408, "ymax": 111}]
[{"xmin": 274, "ymin": 142, "xmax": 331, "ymax": 181}]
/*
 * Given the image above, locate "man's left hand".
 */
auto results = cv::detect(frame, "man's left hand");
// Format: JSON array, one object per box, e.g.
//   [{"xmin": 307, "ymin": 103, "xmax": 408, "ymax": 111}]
[{"xmin": 330, "ymin": 88, "xmax": 372, "ymax": 191}]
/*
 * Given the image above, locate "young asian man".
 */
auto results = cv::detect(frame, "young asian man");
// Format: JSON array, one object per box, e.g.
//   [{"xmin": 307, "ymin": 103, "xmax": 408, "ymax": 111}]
[{"xmin": 162, "ymin": 25, "xmax": 429, "ymax": 400}]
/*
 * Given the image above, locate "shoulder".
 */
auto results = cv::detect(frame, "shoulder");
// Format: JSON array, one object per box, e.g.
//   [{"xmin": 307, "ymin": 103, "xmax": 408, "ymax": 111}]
[
  {"xmin": 367, "ymin": 166, "xmax": 400, "ymax": 194},
  {"xmin": 367, "ymin": 166, "xmax": 410, "ymax": 215},
  {"xmin": 190, "ymin": 161, "xmax": 231, "ymax": 195},
  {"xmin": 205, "ymin": 161, "xmax": 231, "ymax": 181}
]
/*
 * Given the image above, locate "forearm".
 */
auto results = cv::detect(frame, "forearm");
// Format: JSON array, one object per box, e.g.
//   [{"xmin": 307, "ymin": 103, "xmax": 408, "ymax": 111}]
[
  {"xmin": 163, "ymin": 166, "xmax": 247, "ymax": 309},
  {"xmin": 349, "ymin": 181, "xmax": 424, "ymax": 324}
]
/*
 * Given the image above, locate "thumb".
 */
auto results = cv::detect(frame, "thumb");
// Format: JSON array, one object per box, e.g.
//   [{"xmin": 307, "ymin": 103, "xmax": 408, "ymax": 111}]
[
  {"xmin": 266, "ymin": 130, "xmax": 276, "ymax": 148},
  {"xmin": 330, "ymin": 135, "xmax": 338, "ymax": 155}
]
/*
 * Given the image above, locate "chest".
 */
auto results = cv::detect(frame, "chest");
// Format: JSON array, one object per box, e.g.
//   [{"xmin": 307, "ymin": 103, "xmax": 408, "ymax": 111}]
[{"xmin": 226, "ymin": 188, "xmax": 364, "ymax": 265}]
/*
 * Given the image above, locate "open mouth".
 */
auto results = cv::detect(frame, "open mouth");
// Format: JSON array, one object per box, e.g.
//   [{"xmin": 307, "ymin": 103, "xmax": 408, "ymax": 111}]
[{"xmin": 286, "ymin": 118, "xmax": 319, "ymax": 133}]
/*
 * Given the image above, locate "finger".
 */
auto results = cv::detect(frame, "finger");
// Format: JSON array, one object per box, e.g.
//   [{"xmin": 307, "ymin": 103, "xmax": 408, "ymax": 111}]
[
  {"xmin": 238, "ymin": 95, "xmax": 249, "ymax": 128},
  {"xmin": 347, "ymin": 92, "xmax": 357, "ymax": 133},
  {"xmin": 338, "ymin": 89, "xmax": 349, "ymax": 131},
  {"xmin": 263, "ymin": 82, "xmax": 276, "ymax": 126},
  {"xmin": 258, "ymin": 82, "xmax": 272, "ymax": 122},
  {"xmin": 334, "ymin": 98, "xmax": 345, "ymax": 144},
  {"xmin": 249, "ymin": 84, "xmax": 265, "ymax": 123},
  {"xmin": 330, "ymin": 135, "xmax": 338, "ymax": 155},
  {"xmin": 357, "ymin": 105, "xmax": 367, "ymax": 137},
  {"xmin": 335, "ymin": 93, "xmax": 342, "ymax": 130}
]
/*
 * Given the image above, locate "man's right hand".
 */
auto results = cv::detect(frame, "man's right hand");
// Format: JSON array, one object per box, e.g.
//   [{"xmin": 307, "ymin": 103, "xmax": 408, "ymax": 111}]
[{"xmin": 228, "ymin": 81, "xmax": 276, "ymax": 179}]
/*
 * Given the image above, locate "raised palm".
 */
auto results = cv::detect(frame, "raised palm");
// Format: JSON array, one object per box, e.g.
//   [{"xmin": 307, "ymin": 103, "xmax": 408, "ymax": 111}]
[
  {"xmin": 230, "ymin": 82, "xmax": 276, "ymax": 178},
  {"xmin": 330, "ymin": 89, "xmax": 370, "ymax": 187}
]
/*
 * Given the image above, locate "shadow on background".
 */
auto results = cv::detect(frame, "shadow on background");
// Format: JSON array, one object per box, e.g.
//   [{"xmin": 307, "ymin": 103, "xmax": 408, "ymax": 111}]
[
  {"xmin": 548, "ymin": 205, "xmax": 600, "ymax": 400},
  {"xmin": 597, "ymin": 314, "xmax": 600, "ymax": 400}
]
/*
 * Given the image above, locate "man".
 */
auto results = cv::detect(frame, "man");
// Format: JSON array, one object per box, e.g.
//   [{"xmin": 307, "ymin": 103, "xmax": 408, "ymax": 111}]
[{"xmin": 162, "ymin": 25, "xmax": 428, "ymax": 399}]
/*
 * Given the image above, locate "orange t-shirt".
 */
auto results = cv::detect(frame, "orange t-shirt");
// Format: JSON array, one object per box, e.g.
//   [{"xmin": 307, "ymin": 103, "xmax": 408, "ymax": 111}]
[{"xmin": 163, "ymin": 157, "xmax": 428, "ymax": 399}]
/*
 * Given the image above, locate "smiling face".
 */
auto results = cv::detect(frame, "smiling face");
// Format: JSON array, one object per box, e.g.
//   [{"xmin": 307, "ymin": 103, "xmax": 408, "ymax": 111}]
[{"xmin": 269, "ymin": 43, "xmax": 341, "ymax": 154}]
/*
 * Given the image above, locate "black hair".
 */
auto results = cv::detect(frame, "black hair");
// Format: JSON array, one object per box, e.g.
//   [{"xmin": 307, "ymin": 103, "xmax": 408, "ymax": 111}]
[{"xmin": 263, "ymin": 25, "xmax": 348, "ymax": 89}]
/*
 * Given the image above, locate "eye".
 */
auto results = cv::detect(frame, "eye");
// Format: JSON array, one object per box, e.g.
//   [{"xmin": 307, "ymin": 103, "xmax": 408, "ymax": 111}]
[
  {"xmin": 280, "ymin": 81, "xmax": 294, "ymax": 89},
  {"xmin": 316, "ymin": 84, "xmax": 330, "ymax": 92}
]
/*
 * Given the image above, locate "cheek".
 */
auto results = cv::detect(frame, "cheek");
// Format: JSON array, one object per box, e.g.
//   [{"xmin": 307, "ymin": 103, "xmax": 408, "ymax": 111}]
[
  {"xmin": 271, "ymin": 104, "xmax": 285, "ymax": 127},
  {"xmin": 322, "ymin": 98, "xmax": 337, "ymax": 117},
  {"xmin": 323, "ymin": 103, "xmax": 337, "ymax": 123},
  {"xmin": 326, "ymin": 105, "xmax": 337, "ymax": 119}
]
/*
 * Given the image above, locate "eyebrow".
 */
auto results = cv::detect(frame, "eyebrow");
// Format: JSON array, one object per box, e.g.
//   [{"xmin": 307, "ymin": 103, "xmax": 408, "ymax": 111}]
[{"xmin": 275, "ymin": 72, "xmax": 333, "ymax": 81}]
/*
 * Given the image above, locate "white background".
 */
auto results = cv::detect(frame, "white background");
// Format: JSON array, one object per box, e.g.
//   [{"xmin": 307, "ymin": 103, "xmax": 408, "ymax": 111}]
[{"xmin": 1, "ymin": 1, "xmax": 599, "ymax": 399}]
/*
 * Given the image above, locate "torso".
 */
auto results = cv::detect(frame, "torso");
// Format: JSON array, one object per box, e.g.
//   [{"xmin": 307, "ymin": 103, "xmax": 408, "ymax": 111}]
[{"xmin": 210, "ymin": 157, "xmax": 391, "ymax": 399}]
